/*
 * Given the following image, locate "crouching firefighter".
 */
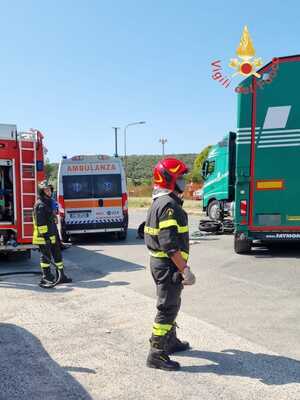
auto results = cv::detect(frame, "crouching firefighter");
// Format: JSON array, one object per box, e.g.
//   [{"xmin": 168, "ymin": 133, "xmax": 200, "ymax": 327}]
[
  {"xmin": 144, "ymin": 158, "xmax": 196, "ymax": 371},
  {"xmin": 33, "ymin": 181, "xmax": 72, "ymax": 287}
]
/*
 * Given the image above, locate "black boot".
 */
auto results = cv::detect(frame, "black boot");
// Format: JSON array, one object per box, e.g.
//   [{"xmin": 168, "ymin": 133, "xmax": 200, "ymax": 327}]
[
  {"xmin": 146, "ymin": 335, "xmax": 180, "ymax": 371},
  {"xmin": 166, "ymin": 324, "xmax": 190, "ymax": 354},
  {"xmin": 40, "ymin": 267, "xmax": 55, "ymax": 285},
  {"xmin": 55, "ymin": 269, "xmax": 72, "ymax": 284}
]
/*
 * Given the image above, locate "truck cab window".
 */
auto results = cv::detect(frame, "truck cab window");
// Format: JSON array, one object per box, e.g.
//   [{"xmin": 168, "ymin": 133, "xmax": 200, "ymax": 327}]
[{"xmin": 208, "ymin": 161, "xmax": 215, "ymax": 174}]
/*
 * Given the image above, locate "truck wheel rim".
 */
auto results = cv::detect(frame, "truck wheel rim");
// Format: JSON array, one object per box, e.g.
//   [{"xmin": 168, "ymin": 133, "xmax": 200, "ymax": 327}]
[{"xmin": 210, "ymin": 205, "xmax": 220, "ymax": 220}]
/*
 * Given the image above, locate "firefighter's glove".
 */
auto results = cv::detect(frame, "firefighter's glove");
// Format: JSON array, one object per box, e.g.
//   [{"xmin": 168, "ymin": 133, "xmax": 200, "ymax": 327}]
[{"xmin": 182, "ymin": 266, "xmax": 196, "ymax": 286}]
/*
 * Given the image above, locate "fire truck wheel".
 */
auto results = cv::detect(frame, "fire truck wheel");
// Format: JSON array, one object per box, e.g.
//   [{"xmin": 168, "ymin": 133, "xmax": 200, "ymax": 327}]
[
  {"xmin": 207, "ymin": 200, "xmax": 221, "ymax": 221},
  {"xmin": 234, "ymin": 234, "xmax": 252, "ymax": 254}
]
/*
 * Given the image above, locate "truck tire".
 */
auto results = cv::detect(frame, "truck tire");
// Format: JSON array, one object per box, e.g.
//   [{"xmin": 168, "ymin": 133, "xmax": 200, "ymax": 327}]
[
  {"xmin": 234, "ymin": 234, "xmax": 252, "ymax": 254},
  {"xmin": 207, "ymin": 200, "xmax": 221, "ymax": 221}
]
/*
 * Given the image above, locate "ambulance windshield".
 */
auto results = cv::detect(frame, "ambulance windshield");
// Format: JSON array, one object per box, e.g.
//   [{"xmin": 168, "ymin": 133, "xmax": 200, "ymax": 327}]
[{"xmin": 63, "ymin": 174, "xmax": 122, "ymax": 199}]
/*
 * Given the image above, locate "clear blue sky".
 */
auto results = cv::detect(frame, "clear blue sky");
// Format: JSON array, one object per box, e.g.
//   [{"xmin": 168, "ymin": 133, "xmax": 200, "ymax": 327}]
[{"xmin": 0, "ymin": 1, "xmax": 299, "ymax": 161}]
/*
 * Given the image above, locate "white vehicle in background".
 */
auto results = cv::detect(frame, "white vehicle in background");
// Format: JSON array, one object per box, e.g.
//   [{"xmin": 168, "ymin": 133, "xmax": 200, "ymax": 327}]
[{"xmin": 57, "ymin": 155, "xmax": 128, "ymax": 241}]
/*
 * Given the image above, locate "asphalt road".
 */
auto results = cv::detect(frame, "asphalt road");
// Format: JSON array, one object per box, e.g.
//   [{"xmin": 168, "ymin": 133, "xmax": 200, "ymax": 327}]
[{"xmin": 0, "ymin": 209, "xmax": 299, "ymax": 399}]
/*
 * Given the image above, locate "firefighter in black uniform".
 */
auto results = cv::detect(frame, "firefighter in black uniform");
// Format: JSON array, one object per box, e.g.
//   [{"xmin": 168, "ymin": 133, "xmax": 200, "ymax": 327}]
[
  {"xmin": 33, "ymin": 181, "xmax": 72, "ymax": 286},
  {"xmin": 144, "ymin": 158, "xmax": 196, "ymax": 371}
]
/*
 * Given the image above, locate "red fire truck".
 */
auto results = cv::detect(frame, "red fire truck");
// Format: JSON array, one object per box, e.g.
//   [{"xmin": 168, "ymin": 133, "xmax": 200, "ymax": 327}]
[{"xmin": 0, "ymin": 124, "xmax": 45, "ymax": 256}]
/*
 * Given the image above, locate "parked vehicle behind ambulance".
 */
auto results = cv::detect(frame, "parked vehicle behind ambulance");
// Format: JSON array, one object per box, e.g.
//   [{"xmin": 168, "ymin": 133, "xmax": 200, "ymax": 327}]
[{"xmin": 57, "ymin": 155, "xmax": 128, "ymax": 241}]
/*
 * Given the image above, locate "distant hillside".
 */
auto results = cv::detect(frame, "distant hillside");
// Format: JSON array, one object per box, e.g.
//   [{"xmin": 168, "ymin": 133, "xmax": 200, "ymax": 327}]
[
  {"xmin": 45, "ymin": 153, "xmax": 197, "ymax": 187},
  {"xmin": 123, "ymin": 154, "xmax": 197, "ymax": 184}
]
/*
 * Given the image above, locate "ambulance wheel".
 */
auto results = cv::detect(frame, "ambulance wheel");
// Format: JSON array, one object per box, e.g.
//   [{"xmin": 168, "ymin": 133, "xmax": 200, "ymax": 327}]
[
  {"xmin": 117, "ymin": 230, "xmax": 127, "ymax": 240},
  {"xmin": 207, "ymin": 200, "xmax": 221, "ymax": 221},
  {"xmin": 234, "ymin": 234, "xmax": 252, "ymax": 254},
  {"xmin": 60, "ymin": 228, "xmax": 70, "ymax": 243}
]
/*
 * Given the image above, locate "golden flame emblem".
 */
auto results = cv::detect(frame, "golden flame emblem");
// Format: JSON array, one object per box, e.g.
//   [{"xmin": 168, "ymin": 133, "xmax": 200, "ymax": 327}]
[{"xmin": 229, "ymin": 26, "xmax": 262, "ymax": 78}]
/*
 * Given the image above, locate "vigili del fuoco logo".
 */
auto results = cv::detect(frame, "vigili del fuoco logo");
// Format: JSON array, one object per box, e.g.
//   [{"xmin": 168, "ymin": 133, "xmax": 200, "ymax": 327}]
[{"xmin": 211, "ymin": 25, "xmax": 279, "ymax": 93}]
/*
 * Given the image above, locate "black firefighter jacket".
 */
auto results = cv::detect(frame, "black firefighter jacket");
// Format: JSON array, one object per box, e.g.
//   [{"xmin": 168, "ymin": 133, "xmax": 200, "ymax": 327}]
[
  {"xmin": 32, "ymin": 196, "xmax": 57, "ymax": 245},
  {"xmin": 144, "ymin": 192, "xmax": 189, "ymax": 262}
]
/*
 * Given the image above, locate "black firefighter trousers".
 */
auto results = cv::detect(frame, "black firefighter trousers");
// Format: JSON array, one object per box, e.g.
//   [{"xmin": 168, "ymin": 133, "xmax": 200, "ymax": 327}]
[
  {"xmin": 39, "ymin": 240, "xmax": 63, "ymax": 270},
  {"xmin": 150, "ymin": 257, "xmax": 183, "ymax": 325}
]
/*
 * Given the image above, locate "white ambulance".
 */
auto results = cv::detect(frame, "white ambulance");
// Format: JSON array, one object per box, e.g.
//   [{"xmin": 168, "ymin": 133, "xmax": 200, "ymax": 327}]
[{"xmin": 57, "ymin": 155, "xmax": 128, "ymax": 241}]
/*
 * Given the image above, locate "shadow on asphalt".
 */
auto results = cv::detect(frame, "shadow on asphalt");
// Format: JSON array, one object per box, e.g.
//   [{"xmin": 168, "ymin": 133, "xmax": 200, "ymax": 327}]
[
  {"xmin": 189, "ymin": 231, "xmax": 222, "ymax": 242},
  {"xmin": 69, "ymin": 228, "xmax": 145, "ymax": 246},
  {"xmin": 179, "ymin": 349, "xmax": 300, "ymax": 385},
  {"xmin": 249, "ymin": 243, "xmax": 300, "ymax": 259},
  {"xmin": 0, "ymin": 230, "xmax": 145, "ymax": 293},
  {"xmin": 0, "ymin": 323, "xmax": 93, "ymax": 399}
]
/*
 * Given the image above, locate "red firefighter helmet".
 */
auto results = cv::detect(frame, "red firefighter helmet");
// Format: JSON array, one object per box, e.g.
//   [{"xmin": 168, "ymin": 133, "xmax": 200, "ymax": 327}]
[{"xmin": 153, "ymin": 158, "xmax": 189, "ymax": 191}]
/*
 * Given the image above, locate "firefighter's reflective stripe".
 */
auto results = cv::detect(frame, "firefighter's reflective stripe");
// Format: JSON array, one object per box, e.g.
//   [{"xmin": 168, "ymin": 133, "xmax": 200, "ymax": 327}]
[
  {"xmin": 145, "ymin": 222, "xmax": 189, "ymax": 235},
  {"xmin": 159, "ymin": 219, "xmax": 189, "ymax": 233},
  {"xmin": 159, "ymin": 219, "xmax": 178, "ymax": 229},
  {"xmin": 144, "ymin": 226, "xmax": 160, "ymax": 235},
  {"xmin": 177, "ymin": 225, "xmax": 189, "ymax": 233},
  {"xmin": 150, "ymin": 250, "xmax": 189, "ymax": 261},
  {"xmin": 56, "ymin": 261, "xmax": 64, "ymax": 270},
  {"xmin": 37, "ymin": 225, "xmax": 48, "ymax": 234},
  {"xmin": 33, "ymin": 214, "xmax": 56, "ymax": 245},
  {"xmin": 32, "ymin": 233, "xmax": 56, "ymax": 245},
  {"xmin": 144, "ymin": 193, "xmax": 189, "ymax": 260},
  {"xmin": 152, "ymin": 322, "xmax": 173, "ymax": 336},
  {"xmin": 41, "ymin": 262, "xmax": 50, "ymax": 268}
]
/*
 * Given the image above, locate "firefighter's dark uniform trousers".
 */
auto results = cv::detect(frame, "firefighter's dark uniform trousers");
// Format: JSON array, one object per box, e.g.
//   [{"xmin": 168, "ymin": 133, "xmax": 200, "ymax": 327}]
[
  {"xmin": 144, "ymin": 193, "xmax": 189, "ymax": 338},
  {"xmin": 39, "ymin": 242, "xmax": 63, "ymax": 269},
  {"xmin": 33, "ymin": 196, "xmax": 64, "ymax": 271},
  {"xmin": 151, "ymin": 258, "xmax": 183, "ymax": 325}
]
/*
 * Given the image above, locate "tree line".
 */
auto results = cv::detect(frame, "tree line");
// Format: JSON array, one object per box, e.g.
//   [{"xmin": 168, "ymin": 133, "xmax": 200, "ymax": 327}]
[{"xmin": 45, "ymin": 147, "xmax": 211, "ymax": 188}]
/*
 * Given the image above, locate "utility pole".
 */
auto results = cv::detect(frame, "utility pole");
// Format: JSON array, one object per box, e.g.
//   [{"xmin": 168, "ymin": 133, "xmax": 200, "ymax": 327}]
[
  {"xmin": 159, "ymin": 137, "xmax": 167, "ymax": 156},
  {"xmin": 112, "ymin": 127, "xmax": 120, "ymax": 157}
]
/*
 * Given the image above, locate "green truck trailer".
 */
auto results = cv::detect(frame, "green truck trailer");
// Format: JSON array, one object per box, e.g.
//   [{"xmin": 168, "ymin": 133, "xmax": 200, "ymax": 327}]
[{"xmin": 203, "ymin": 55, "xmax": 300, "ymax": 253}]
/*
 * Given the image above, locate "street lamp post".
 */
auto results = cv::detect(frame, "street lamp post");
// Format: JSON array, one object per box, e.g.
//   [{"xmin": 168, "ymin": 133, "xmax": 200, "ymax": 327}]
[
  {"xmin": 159, "ymin": 137, "xmax": 167, "ymax": 156},
  {"xmin": 124, "ymin": 121, "xmax": 146, "ymax": 179}
]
